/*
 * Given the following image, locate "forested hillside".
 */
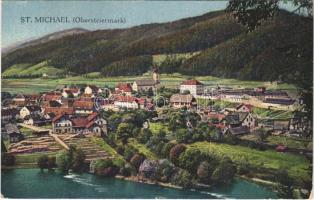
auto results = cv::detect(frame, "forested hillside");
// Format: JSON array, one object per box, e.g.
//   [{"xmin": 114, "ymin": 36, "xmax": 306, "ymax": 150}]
[{"xmin": 2, "ymin": 10, "xmax": 312, "ymax": 82}]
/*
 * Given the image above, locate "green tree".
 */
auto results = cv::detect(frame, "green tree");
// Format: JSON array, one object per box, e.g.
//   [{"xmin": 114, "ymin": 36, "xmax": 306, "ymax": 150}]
[
  {"xmin": 37, "ymin": 155, "xmax": 49, "ymax": 170},
  {"xmin": 211, "ymin": 157, "xmax": 236, "ymax": 184},
  {"xmin": 175, "ymin": 128, "xmax": 191, "ymax": 143},
  {"xmin": 117, "ymin": 123, "xmax": 133, "ymax": 145},
  {"xmin": 169, "ymin": 144, "xmax": 186, "ymax": 165},
  {"xmin": 72, "ymin": 148, "xmax": 86, "ymax": 173},
  {"xmin": 179, "ymin": 148, "xmax": 207, "ymax": 174},
  {"xmin": 172, "ymin": 169, "xmax": 193, "ymax": 188},
  {"xmin": 56, "ymin": 151, "xmax": 70, "ymax": 172}
]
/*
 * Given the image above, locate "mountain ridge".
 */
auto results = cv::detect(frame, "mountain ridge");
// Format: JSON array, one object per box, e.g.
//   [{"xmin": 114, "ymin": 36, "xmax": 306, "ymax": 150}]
[{"xmin": 2, "ymin": 10, "xmax": 312, "ymax": 82}]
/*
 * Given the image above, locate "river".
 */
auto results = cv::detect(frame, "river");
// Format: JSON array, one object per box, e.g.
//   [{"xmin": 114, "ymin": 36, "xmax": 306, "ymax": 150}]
[{"xmin": 1, "ymin": 168, "xmax": 278, "ymax": 199}]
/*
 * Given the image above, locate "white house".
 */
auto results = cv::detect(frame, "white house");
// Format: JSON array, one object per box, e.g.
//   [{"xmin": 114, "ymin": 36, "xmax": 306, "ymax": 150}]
[
  {"xmin": 113, "ymin": 95, "xmax": 139, "ymax": 109},
  {"xmin": 19, "ymin": 106, "xmax": 42, "ymax": 119},
  {"xmin": 180, "ymin": 79, "xmax": 204, "ymax": 96}
]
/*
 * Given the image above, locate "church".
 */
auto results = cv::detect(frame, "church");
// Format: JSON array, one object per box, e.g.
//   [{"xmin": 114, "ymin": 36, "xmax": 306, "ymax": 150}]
[{"xmin": 132, "ymin": 66, "xmax": 160, "ymax": 93}]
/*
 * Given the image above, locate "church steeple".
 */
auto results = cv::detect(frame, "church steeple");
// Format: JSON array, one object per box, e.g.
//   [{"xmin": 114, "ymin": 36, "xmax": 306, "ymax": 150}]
[{"xmin": 152, "ymin": 65, "xmax": 160, "ymax": 84}]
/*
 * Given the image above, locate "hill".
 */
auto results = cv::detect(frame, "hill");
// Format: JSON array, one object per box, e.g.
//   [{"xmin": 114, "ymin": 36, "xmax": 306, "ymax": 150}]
[{"xmin": 2, "ymin": 10, "xmax": 312, "ymax": 82}]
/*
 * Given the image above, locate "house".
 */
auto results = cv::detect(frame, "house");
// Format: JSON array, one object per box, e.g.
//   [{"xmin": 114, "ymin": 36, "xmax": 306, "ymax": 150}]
[
  {"xmin": 1, "ymin": 108, "xmax": 19, "ymax": 122},
  {"xmin": 180, "ymin": 79, "xmax": 204, "ymax": 96},
  {"xmin": 20, "ymin": 105, "xmax": 42, "ymax": 119},
  {"xmin": 73, "ymin": 99, "xmax": 94, "ymax": 115},
  {"xmin": 273, "ymin": 119, "xmax": 290, "ymax": 131},
  {"xmin": 85, "ymin": 85, "xmax": 102, "ymax": 95},
  {"xmin": 137, "ymin": 98, "xmax": 154, "ymax": 111},
  {"xmin": 132, "ymin": 80, "xmax": 156, "ymax": 93},
  {"xmin": 44, "ymin": 107, "xmax": 74, "ymax": 115},
  {"xmin": 236, "ymin": 104, "xmax": 253, "ymax": 113},
  {"xmin": 12, "ymin": 94, "xmax": 26, "ymax": 107},
  {"xmin": 52, "ymin": 114, "xmax": 74, "ymax": 134},
  {"xmin": 52, "ymin": 113, "xmax": 107, "ymax": 136},
  {"xmin": 255, "ymin": 87, "xmax": 266, "ymax": 93},
  {"xmin": 62, "ymin": 87, "xmax": 80, "ymax": 98},
  {"xmin": 23, "ymin": 114, "xmax": 48, "ymax": 126},
  {"xmin": 43, "ymin": 91, "xmax": 62, "ymax": 102},
  {"xmin": 5, "ymin": 123, "xmax": 24, "ymax": 143},
  {"xmin": 115, "ymin": 83, "xmax": 132, "ymax": 96},
  {"xmin": 170, "ymin": 94, "xmax": 197, "ymax": 109},
  {"xmin": 220, "ymin": 91, "xmax": 251, "ymax": 102},
  {"xmin": 221, "ymin": 112, "xmax": 256, "ymax": 129},
  {"xmin": 113, "ymin": 95, "xmax": 139, "ymax": 110},
  {"xmin": 224, "ymin": 126, "xmax": 250, "ymax": 136}
]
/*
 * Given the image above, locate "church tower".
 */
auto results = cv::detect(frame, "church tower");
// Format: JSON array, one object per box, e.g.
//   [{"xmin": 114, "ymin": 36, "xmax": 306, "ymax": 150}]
[{"xmin": 152, "ymin": 65, "xmax": 160, "ymax": 84}]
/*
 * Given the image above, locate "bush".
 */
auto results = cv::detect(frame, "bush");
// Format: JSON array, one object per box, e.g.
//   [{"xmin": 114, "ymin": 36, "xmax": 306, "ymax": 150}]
[
  {"xmin": 169, "ymin": 144, "xmax": 186, "ymax": 165},
  {"xmin": 116, "ymin": 145, "xmax": 125, "ymax": 155},
  {"xmin": 94, "ymin": 159, "xmax": 119, "ymax": 177},
  {"xmin": 178, "ymin": 148, "xmax": 207, "ymax": 174},
  {"xmin": 197, "ymin": 161, "xmax": 212, "ymax": 184},
  {"xmin": 72, "ymin": 148, "xmax": 86, "ymax": 173},
  {"xmin": 175, "ymin": 128, "xmax": 191, "ymax": 143},
  {"xmin": 123, "ymin": 146, "xmax": 138, "ymax": 162},
  {"xmin": 37, "ymin": 155, "xmax": 56, "ymax": 170},
  {"xmin": 171, "ymin": 169, "xmax": 193, "ymax": 188},
  {"xmin": 137, "ymin": 128, "xmax": 152, "ymax": 144},
  {"xmin": 56, "ymin": 151, "xmax": 70, "ymax": 172},
  {"xmin": 161, "ymin": 142, "xmax": 175, "ymax": 159},
  {"xmin": 211, "ymin": 157, "xmax": 236, "ymax": 185},
  {"xmin": 157, "ymin": 159, "xmax": 175, "ymax": 182},
  {"xmin": 2, "ymin": 153, "xmax": 15, "ymax": 166}
]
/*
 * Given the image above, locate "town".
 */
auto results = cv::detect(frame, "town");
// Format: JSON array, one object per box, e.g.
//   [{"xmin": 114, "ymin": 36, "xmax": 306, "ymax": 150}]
[{"xmin": 1, "ymin": 67, "xmax": 312, "ymax": 198}]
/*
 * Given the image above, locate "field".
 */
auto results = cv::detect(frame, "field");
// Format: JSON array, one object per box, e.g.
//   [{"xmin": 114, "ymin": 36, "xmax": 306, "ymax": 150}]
[
  {"xmin": 1, "ymin": 73, "xmax": 297, "ymax": 95},
  {"xmin": 265, "ymin": 136, "xmax": 312, "ymax": 150},
  {"xmin": 14, "ymin": 152, "xmax": 58, "ymax": 168},
  {"xmin": 188, "ymin": 142, "xmax": 311, "ymax": 185},
  {"xmin": 128, "ymin": 138, "xmax": 157, "ymax": 160}
]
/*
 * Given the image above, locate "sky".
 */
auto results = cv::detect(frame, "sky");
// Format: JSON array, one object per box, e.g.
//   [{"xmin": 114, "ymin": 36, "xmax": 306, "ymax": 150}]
[{"xmin": 1, "ymin": 1, "xmax": 297, "ymax": 48}]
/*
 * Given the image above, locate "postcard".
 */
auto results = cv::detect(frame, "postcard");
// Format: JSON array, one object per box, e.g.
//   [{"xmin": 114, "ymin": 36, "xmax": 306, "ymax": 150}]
[{"xmin": 1, "ymin": 0, "xmax": 313, "ymax": 199}]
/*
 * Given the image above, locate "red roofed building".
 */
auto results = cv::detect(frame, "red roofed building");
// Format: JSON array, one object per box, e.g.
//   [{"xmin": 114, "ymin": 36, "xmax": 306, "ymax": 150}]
[
  {"xmin": 180, "ymin": 79, "xmax": 204, "ymax": 96},
  {"xmin": 44, "ymin": 107, "xmax": 74, "ymax": 115},
  {"xmin": 73, "ymin": 100, "xmax": 94, "ymax": 115},
  {"xmin": 115, "ymin": 83, "xmax": 132, "ymax": 96},
  {"xmin": 113, "ymin": 95, "xmax": 139, "ymax": 109},
  {"xmin": 43, "ymin": 92, "xmax": 62, "ymax": 102},
  {"xmin": 236, "ymin": 104, "xmax": 253, "ymax": 113}
]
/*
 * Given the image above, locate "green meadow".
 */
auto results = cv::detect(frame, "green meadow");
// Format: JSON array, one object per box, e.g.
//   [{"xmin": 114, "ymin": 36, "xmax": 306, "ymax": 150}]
[{"xmin": 2, "ymin": 73, "xmax": 297, "ymax": 95}]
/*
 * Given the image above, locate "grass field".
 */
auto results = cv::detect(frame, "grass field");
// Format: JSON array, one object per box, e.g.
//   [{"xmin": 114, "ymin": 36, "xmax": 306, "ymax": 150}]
[
  {"xmin": 128, "ymin": 138, "xmax": 157, "ymax": 160},
  {"xmin": 188, "ymin": 141, "xmax": 311, "ymax": 185},
  {"xmin": 266, "ymin": 136, "xmax": 312, "ymax": 150},
  {"xmin": 2, "ymin": 73, "xmax": 297, "ymax": 94}
]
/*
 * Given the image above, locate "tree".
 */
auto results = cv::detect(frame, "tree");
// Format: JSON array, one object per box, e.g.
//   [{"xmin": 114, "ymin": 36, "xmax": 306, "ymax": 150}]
[
  {"xmin": 56, "ymin": 151, "xmax": 70, "ymax": 172},
  {"xmin": 175, "ymin": 128, "xmax": 191, "ymax": 143},
  {"xmin": 94, "ymin": 159, "xmax": 119, "ymax": 177},
  {"xmin": 147, "ymin": 87, "xmax": 154, "ymax": 97},
  {"xmin": 123, "ymin": 146, "xmax": 138, "ymax": 161},
  {"xmin": 72, "ymin": 148, "xmax": 86, "ymax": 173},
  {"xmin": 2, "ymin": 153, "xmax": 15, "ymax": 166},
  {"xmin": 169, "ymin": 144, "xmax": 186, "ymax": 165},
  {"xmin": 161, "ymin": 142, "xmax": 175, "ymax": 159},
  {"xmin": 137, "ymin": 128, "xmax": 153, "ymax": 144},
  {"xmin": 172, "ymin": 169, "xmax": 193, "ymax": 188},
  {"xmin": 197, "ymin": 161, "xmax": 213, "ymax": 184},
  {"xmin": 179, "ymin": 148, "xmax": 207, "ymax": 174},
  {"xmin": 116, "ymin": 123, "xmax": 133, "ymax": 145},
  {"xmin": 211, "ymin": 157, "xmax": 236, "ymax": 184},
  {"xmin": 37, "ymin": 155, "xmax": 49, "ymax": 170},
  {"xmin": 226, "ymin": 0, "xmax": 313, "ymax": 136}
]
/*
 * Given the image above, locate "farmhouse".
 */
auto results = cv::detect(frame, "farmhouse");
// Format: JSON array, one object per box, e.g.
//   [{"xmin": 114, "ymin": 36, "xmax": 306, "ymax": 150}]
[
  {"xmin": 5, "ymin": 123, "xmax": 24, "ymax": 143},
  {"xmin": 236, "ymin": 104, "xmax": 253, "ymax": 113},
  {"xmin": 115, "ymin": 83, "xmax": 132, "ymax": 96},
  {"xmin": 221, "ymin": 112, "xmax": 256, "ymax": 129},
  {"xmin": 20, "ymin": 105, "xmax": 42, "ymax": 119},
  {"xmin": 180, "ymin": 79, "xmax": 204, "ymax": 96},
  {"xmin": 84, "ymin": 85, "xmax": 102, "ymax": 95},
  {"xmin": 73, "ymin": 99, "xmax": 94, "ymax": 115},
  {"xmin": 170, "ymin": 94, "xmax": 197, "ymax": 109}
]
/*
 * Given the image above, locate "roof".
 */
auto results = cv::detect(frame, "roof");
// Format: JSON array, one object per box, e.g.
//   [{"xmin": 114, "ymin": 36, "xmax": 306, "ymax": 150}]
[
  {"xmin": 73, "ymin": 100, "xmax": 94, "ymax": 110},
  {"xmin": 44, "ymin": 92, "xmax": 62, "ymax": 101},
  {"xmin": 52, "ymin": 114, "xmax": 66, "ymax": 122},
  {"xmin": 45, "ymin": 107, "xmax": 74, "ymax": 115},
  {"xmin": 49, "ymin": 100, "xmax": 62, "ymax": 107},
  {"xmin": 170, "ymin": 94, "xmax": 195, "ymax": 103},
  {"xmin": 227, "ymin": 126, "xmax": 249, "ymax": 135},
  {"xmin": 236, "ymin": 104, "xmax": 253, "ymax": 112},
  {"xmin": 116, "ymin": 83, "xmax": 132, "ymax": 92},
  {"xmin": 87, "ymin": 112, "xmax": 98, "ymax": 121},
  {"xmin": 222, "ymin": 112, "xmax": 249, "ymax": 124},
  {"xmin": 2, "ymin": 108, "xmax": 19, "ymax": 116},
  {"xmin": 71, "ymin": 117, "xmax": 89, "ymax": 128},
  {"xmin": 181, "ymin": 79, "xmax": 204, "ymax": 86},
  {"xmin": 63, "ymin": 88, "xmax": 79, "ymax": 93},
  {"xmin": 263, "ymin": 98, "xmax": 295, "ymax": 105},
  {"xmin": 25, "ymin": 106, "xmax": 41, "ymax": 112},
  {"xmin": 86, "ymin": 85, "xmax": 99, "ymax": 92},
  {"xmin": 114, "ymin": 95, "xmax": 137, "ymax": 103},
  {"xmin": 5, "ymin": 123, "xmax": 20, "ymax": 134},
  {"xmin": 134, "ymin": 79, "xmax": 156, "ymax": 86},
  {"xmin": 208, "ymin": 113, "xmax": 226, "ymax": 121}
]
